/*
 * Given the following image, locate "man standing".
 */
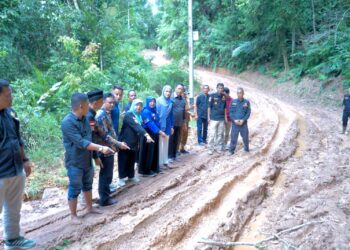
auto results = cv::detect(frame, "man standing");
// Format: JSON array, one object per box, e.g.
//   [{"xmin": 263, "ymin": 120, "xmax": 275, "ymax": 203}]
[
  {"xmin": 208, "ymin": 83, "xmax": 227, "ymax": 155},
  {"xmin": 341, "ymin": 88, "xmax": 350, "ymax": 134},
  {"xmin": 111, "ymin": 85, "xmax": 124, "ymax": 136},
  {"xmin": 61, "ymin": 93, "xmax": 114, "ymax": 224},
  {"xmin": 168, "ymin": 84, "xmax": 186, "ymax": 161},
  {"xmin": 95, "ymin": 93, "xmax": 129, "ymax": 206},
  {"xmin": 0, "ymin": 79, "xmax": 36, "ymax": 249},
  {"xmin": 123, "ymin": 90, "xmax": 137, "ymax": 113},
  {"xmin": 229, "ymin": 87, "xmax": 251, "ymax": 155},
  {"xmin": 224, "ymin": 87, "xmax": 233, "ymax": 149},
  {"xmin": 86, "ymin": 90, "xmax": 104, "ymax": 166},
  {"xmin": 195, "ymin": 85, "xmax": 210, "ymax": 145},
  {"xmin": 178, "ymin": 87, "xmax": 191, "ymax": 154}
]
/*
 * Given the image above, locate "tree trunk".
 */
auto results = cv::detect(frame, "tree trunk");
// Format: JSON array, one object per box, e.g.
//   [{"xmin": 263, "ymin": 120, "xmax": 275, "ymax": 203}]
[
  {"xmin": 282, "ymin": 44, "xmax": 290, "ymax": 72},
  {"xmin": 72, "ymin": 0, "xmax": 80, "ymax": 11},
  {"xmin": 311, "ymin": 0, "xmax": 316, "ymax": 36},
  {"xmin": 291, "ymin": 28, "xmax": 296, "ymax": 54}
]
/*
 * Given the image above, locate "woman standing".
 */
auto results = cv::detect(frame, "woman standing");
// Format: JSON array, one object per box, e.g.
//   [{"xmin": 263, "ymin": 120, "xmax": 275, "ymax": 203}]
[
  {"xmin": 118, "ymin": 99, "xmax": 153, "ymax": 187},
  {"xmin": 139, "ymin": 97, "xmax": 167, "ymax": 176},
  {"xmin": 156, "ymin": 85, "xmax": 174, "ymax": 168}
]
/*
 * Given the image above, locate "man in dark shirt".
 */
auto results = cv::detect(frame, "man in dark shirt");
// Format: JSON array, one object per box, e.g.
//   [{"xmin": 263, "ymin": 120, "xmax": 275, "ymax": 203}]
[
  {"xmin": 195, "ymin": 85, "xmax": 210, "ymax": 145},
  {"xmin": 229, "ymin": 87, "xmax": 251, "ymax": 155},
  {"xmin": 0, "ymin": 79, "xmax": 36, "ymax": 249},
  {"xmin": 341, "ymin": 88, "xmax": 350, "ymax": 134},
  {"xmin": 61, "ymin": 93, "xmax": 114, "ymax": 224},
  {"xmin": 208, "ymin": 83, "xmax": 227, "ymax": 154},
  {"xmin": 168, "ymin": 84, "xmax": 186, "ymax": 161},
  {"xmin": 95, "ymin": 93, "xmax": 129, "ymax": 206},
  {"xmin": 123, "ymin": 90, "xmax": 137, "ymax": 113}
]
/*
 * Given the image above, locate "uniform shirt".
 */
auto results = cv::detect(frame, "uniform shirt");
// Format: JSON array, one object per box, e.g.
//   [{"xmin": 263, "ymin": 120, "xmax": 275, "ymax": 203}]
[
  {"xmin": 229, "ymin": 98, "xmax": 251, "ymax": 123},
  {"xmin": 172, "ymin": 93, "xmax": 186, "ymax": 127},
  {"xmin": 141, "ymin": 109, "xmax": 161, "ymax": 135},
  {"xmin": 61, "ymin": 112, "xmax": 92, "ymax": 169},
  {"xmin": 0, "ymin": 108, "xmax": 24, "ymax": 179},
  {"xmin": 95, "ymin": 108, "xmax": 121, "ymax": 154},
  {"xmin": 209, "ymin": 92, "xmax": 226, "ymax": 121},
  {"xmin": 343, "ymin": 94, "xmax": 350, "ymax": 112},
  {"xmin": 111, "ymin": 102, "xmax": 120, "ymax": 135},
  {"xmin": 119, "ymin": 112, "xmax": 147, "ymax": 151},
  {"xmin": 86, "ymin": 107, "xmax": 99, "ymax": 159},
  {"xmin": 196, "ymin": 93, "xmax": 209, "ymax": 119},
  {"xmin": 225, "ymin": 96, "xmax": 233, "ymax": 122}
]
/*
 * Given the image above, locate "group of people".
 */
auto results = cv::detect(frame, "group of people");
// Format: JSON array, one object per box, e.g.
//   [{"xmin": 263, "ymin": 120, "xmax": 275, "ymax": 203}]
[{"xmin": 61, "ymin": 83, "xmax": 195, "ymax": 224}]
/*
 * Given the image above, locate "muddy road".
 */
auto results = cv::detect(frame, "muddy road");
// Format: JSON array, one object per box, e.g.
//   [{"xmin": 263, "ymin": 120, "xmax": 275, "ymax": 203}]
[{"xmin": 9, "ymin": 51, "xmax": 350, "ymax": 249}]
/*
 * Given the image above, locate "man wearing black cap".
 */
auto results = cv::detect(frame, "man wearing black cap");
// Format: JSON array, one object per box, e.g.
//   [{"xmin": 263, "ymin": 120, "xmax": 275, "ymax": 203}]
[{"xmin": 95, "ymin": 93, "xmax": 130, "ymax": 206}]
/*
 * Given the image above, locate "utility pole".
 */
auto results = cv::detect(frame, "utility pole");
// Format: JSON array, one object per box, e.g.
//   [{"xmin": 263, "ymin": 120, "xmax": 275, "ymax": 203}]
[{"xmin": 188, "ymin": 0, "xmax": 194, "ymax": 105}]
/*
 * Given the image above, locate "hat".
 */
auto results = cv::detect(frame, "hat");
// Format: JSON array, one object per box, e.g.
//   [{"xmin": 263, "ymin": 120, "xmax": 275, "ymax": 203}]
[{"xmin": 87, "ymin": 90, "xmax": 103, "ymax": 102}]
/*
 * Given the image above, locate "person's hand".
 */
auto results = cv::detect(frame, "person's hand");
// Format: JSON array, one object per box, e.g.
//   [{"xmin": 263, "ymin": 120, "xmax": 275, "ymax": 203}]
[
  {"xmin": 120, "ymin": 142, "xmax": 130, "ymax": 150},
  {"xmin": 101, "ymin": 146, "xmax": 115, "ymax": 155},
  {"xmin": 145, "ymin": 134, "xmax": 155, "ymax": 143},
  {"xmin": 159, "ymin": 131, "xmax": 167, "ymax": 138},
  {"xmin": 208, "ymin": 118, "xmax": 211, "ymax": 125},
  {"xmin": 24, "ymin": 161, "xmax": 34, "ymax": 177},
  {"xmin": 234, "ymin": 120, "xmax": 240, "ymax": 126},
  {"xmin": 171, "ymin": 128, "xmax": 174, "ymax": 135},
  {"xmin": 95, "ymin": 158, "xmax": 103, "ymax": 168},
  {"xmin": 195, "ymin": 114, "xmax": 198, "ymax": 120}
]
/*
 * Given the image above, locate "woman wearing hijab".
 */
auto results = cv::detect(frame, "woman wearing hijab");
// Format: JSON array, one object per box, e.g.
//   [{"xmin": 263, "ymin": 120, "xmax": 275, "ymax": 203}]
[
  {"xmin": 118, "ymin": 99, "xmax": 154, "ymax": 187},
  {"xmin": 156, "ymin": 85, "xmax": 174, "ymax": 168},
  {"xmin": 139, "ymin": 97, "xmax": 167, "ymax": 176}
]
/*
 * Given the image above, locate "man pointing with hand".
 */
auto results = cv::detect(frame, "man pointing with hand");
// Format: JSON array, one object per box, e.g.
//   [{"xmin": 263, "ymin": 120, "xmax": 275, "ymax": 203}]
[{"xmin": 61, "ymin": 93, "xmax": 115, "ymax": 225}]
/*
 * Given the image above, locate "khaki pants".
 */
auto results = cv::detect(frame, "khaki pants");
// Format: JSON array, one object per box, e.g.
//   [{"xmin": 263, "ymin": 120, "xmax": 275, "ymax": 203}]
[
  {"xmin": 0, "ymin": 172, "xmax": 25, "ymax": 240},
  {"xmin": 208, "ymin": 120, "xmax": 225, "ymax": 151},
  {"xmin": 178, "ymin": 122, "xmax": 189, "ymax": 151},
  {"xmin": 224, "ymin": 121, "xmax": 232, "ymax": 145}
]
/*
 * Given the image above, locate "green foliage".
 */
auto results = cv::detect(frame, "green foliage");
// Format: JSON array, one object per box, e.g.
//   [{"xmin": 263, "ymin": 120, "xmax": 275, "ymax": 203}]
[{"xmin": 158, "ymin": 0, "xmax": 350, "ymax": 86}]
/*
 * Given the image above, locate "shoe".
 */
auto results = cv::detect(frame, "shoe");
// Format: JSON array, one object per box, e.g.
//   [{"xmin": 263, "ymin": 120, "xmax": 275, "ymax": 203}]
[
  {"xmin": 341, "ymin": 126, "xmax": 347, "ymax": 134},
  {"xmin": 180, "ymin": 149, "xmax": 189, "ymax": 154},
  {"xmin": 208, "ymin": 150, "xmax": 213, "ymax": 155},
  {"xmin": 5, "ymin": 237, "xmax": 36, "ymax": 250},
  {"xmin": 140, "ymin": 172, "xmax": 157, "ymax": 177},
  {"xmin": 229, "ymin": 150, "xmax": 234, "ymax": 155},
  {"xmin": 225, "ymin": 145, "xmax": 230, "ymax": 151},
  {"xmin": 129, "ymin": 177, "xmax": 140, "ymax": 184},
  {"xmin": 168, "ymin": 158, "xmax": 174, "ymax": 163},
  {"xmin": 198, "ymin": 142, "xmax": 205, "ymax": 146},
  {"xmin": 100, "ymin": 198, "xmax": 118, "ymax": 207},
  {"xmin": 109, "ymin": 182, "xmax": 118, "ymax": 193},
  {"xmin": 118, "ymin": 179, "xmax": 126, "ymax": 187},
  {"xmin": 244, "ymin": 149, "xmax": 250, "ymax": 153}
]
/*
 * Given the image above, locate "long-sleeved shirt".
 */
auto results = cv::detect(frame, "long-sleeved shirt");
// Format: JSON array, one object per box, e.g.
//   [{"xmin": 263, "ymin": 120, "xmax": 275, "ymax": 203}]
[
  {"xmin": 119, "ymin": 112, "xmax": 147, "ymax": 151},
  {"xmin": 229, "ymin": 98, "xmax": 251, "ymax": 123},
  {"xmin": 111, "ymin": 102, "xmax": 120, "ymax": 135},
  {"xmin": 141, "ymin": 109, "xmax": 161, "ymax": 135},
  {"xmin": 61, "ymin": 112, "xmax": 93, "ymax": 169},
  {"xmin": 196, "ymin": 93, "xmax": 209, "ymax": 119},
  {"xmin": 86, "ymin": 107, "xmax": 98, "ymax": 159},
  {"xmin": 95, "ymin": 108, "xmax": 122, "ymax": 155},
  {"xmin": 0, "ymin": 108, "xmax": 24, "ymax": 179}
]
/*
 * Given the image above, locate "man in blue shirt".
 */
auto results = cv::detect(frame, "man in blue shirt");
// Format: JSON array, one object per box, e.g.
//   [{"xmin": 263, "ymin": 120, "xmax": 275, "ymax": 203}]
[
  {"xmin": 0, "ymin": 79, "xmax": 36, "ymax": 249},
  {"xmin": 61, "ymin": 93, "xmax": 114, "ymax": 224},
  {"xmin": 229, "ymin": 87, "xmax": 251, "ymax": 155},
  {"xmin": 195, "ymin": 85, "xmax": 210, "ymax": 145},
  {"xmin": 111, "ymin": 85, "xmax": 124, "ymax": 135}
]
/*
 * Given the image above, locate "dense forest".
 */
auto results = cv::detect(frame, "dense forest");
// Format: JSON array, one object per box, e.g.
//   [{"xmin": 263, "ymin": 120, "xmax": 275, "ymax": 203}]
[{"xmin": 1, "ymin": 0, "xmax": 349, "ymax": 196}]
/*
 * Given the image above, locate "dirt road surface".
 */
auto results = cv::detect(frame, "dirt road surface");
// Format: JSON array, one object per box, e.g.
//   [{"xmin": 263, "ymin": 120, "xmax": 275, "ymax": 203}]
[{"xmin": 6, "ymin": 51, "xmax": 350, "ymax": 249}]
